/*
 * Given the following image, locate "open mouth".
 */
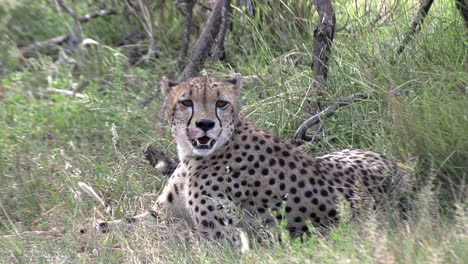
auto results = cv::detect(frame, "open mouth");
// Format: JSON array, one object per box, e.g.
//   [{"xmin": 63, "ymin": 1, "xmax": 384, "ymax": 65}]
[{"xmin": 192, "ymin": 136, "xmax": 216, "ymax": 149}]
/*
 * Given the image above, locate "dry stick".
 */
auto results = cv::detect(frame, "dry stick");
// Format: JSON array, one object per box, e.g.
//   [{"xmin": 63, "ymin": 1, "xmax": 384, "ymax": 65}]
[
  {"xmin": 78, "ymin": 182, "xmax": 106, "ymax": 208},
  {"xmin": 397, "ymin": 0, "xmax": 434, "ymax": 55},
  {"xmin": 179, "ymin": 0, "xmax": 229, "ymax": 81},
  {"xmin": 19, "ymin": 35, "xmax": 70, "ymax": 57},
  {"xmin": 213, "ymin": 0, "xmax": 231, "ymax": 60},
  {"xmin": 456, "ymin": 0, "xmax": 468, "ymax": 28},
  {"xmin": 177, "ymin": 0, "xmax": 196, "ymax": 69},
  {"xmin": 293, "ymin": 93, "xmax": 368, "ymax": 141}
]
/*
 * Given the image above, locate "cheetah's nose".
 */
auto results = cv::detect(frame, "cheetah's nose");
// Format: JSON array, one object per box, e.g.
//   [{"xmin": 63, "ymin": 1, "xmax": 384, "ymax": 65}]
[{"xmin": 196, "ymin": 119, "xmax": 215, "ymax": 131}]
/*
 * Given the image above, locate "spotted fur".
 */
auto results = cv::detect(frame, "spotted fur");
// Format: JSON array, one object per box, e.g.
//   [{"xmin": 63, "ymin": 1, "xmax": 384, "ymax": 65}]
[{"xmin": 87, "ymin": 74, "xmax": 409, "ymax": 241}]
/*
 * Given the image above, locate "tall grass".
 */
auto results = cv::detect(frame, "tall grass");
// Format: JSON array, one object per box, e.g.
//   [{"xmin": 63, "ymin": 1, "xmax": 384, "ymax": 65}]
[{"xmin": 0, "ymin": 0, "xmax": 466, "ymax": 263}]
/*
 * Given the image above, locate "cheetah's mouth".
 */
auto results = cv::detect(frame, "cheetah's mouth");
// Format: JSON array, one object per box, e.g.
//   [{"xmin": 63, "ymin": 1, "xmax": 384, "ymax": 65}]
[{"xmin": 192, "ymin": 136, "xmax": 216, "ymax": 149}]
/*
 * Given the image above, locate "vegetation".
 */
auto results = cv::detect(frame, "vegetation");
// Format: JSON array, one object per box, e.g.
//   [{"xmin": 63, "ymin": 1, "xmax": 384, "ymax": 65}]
[{"xmin": 0, "ymin": 0, "xmax": 466, "ymax": 263}]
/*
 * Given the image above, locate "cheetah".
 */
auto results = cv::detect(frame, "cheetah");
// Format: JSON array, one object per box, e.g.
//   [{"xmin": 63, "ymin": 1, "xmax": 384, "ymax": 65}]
[{"xmin": 87, "ymin": 74, "xmax": 408, "ymax": 241}]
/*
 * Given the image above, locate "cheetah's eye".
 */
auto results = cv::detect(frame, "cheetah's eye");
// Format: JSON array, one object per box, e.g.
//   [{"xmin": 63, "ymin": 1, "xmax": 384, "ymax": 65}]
[
  {"xmin": 216, "ymin": 100, "xmax": 229, "ymax": 108},
  {"xmin": 180, "ymin": 100, "xmax": 193, "ymax": 107}
]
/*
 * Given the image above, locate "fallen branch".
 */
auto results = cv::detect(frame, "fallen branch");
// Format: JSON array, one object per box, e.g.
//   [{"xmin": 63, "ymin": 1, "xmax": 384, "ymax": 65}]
[
  {"xmin": 18, "ymin": 4, "xmax": 116, "ymax": 57},
  {"xmin": 179, "ymin": 0, "xmax": 229, "ymax": 81},
  {"xmin": 397, "ymin": 0, "xmax": 434, "ymax": 55},
  {"xmin": 293, "ymin": 93, "xmax": 368, "ymax": 142},
  {"xmin": 0, "ymin": 228, "xmax": 64, "ymax": 240},
  {"xmin": 18, "ymin": 35, "xmax": 70, "ymax": 57}
]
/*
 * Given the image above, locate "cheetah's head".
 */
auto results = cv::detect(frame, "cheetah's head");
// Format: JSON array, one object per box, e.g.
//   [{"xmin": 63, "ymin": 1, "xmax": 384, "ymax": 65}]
[{"xmin": 161, "ymin": 74, "xmax": 242, "ymax": 159}]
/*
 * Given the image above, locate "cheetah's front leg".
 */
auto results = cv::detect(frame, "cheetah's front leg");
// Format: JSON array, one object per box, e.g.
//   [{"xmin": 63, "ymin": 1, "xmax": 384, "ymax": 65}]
[{"xmin": 187, "ymin": 193, "xmax": 249, "ymax": 250}]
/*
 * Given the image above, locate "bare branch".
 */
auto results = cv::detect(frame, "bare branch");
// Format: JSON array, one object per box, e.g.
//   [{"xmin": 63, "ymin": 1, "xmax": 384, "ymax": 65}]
[
  {"xmin": 293, "ymin": 93, "xmax": 368, "ymax": 141},
  {"xmin": 55, "ymin": 0, "xmax": 81, "ymax": 20},
  {"xmin": 397, "ymin": 0, "xmax": 434, "ymax": 54},
  {"xmin": 179, "ymin": 0, "xmax": 229, "ymax": 81}
]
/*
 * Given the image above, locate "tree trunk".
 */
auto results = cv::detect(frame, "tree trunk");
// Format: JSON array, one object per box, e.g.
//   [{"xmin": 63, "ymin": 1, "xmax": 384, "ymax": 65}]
[
  {"xmin": 310, "ymin": 0, "xmax": 336, "ymax": 81},
  {"xmin": 456, "ymin": 0, "xmax": 468, "ymax": 28}
]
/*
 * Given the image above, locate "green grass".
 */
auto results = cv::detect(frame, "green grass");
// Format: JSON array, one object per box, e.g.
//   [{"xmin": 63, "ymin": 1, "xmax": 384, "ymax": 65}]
[{"xmin": 0, "ymin": 0, "xmax": 466, "ymax": 263}]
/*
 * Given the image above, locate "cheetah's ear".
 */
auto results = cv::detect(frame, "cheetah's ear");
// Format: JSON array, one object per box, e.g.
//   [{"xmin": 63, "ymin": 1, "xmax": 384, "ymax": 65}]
[
  {"xmin": 224, "ymin": 73, "xmax": 242, "ymax": 91},
  {"xmin": 161, "ymin": 76, "xmax": 179, "ymax": 96}
]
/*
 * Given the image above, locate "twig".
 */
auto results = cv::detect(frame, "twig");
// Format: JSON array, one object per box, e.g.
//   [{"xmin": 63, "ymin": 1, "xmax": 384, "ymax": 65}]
[
  {"xmin": 293, "ymin": 93, "xmax": 368, "ymax": 141},
  {"xmin": 397, "ymin": 0, "xmax": 434, "ymax": 54},
  {"xmin": 179, "ymin": 0, "xmax": 229, "ymax": 81}
]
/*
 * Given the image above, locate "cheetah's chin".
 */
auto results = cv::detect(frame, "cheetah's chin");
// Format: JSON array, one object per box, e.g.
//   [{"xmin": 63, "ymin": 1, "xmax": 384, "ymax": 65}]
[{"xmin": 192, "ymin": 136, "xmax": 216, "ymax": 150}]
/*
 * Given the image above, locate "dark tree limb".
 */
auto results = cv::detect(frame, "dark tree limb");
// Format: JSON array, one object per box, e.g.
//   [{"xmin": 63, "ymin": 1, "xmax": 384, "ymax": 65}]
[
  {"xmin": 293, "ymin": 93, "xmax": 368, "ymax": 142},
  {"xmin": 397, "ymin": 0, "xmax": 434, "ymax": 55},
  {"xmin": 55, "ymin": 0, "xmax": 81, "ymax": 20},
  {"xmin": 176, "ymin": 0, "xmax": 196, "ymax": 69},
  {"xmin": 310, "ymin": 0, "xmax": 336, "ymax": 81},
  {"xmin": 213, "ymin": 0, "xmax": 232, "ymax": 60},
  {"xmin": 456, "ymin": 0, "xmax": 468, "ymax": 28},
  {"xmin": 178, "ymin": 0, "xmax": 229, "ymax": 81}
]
